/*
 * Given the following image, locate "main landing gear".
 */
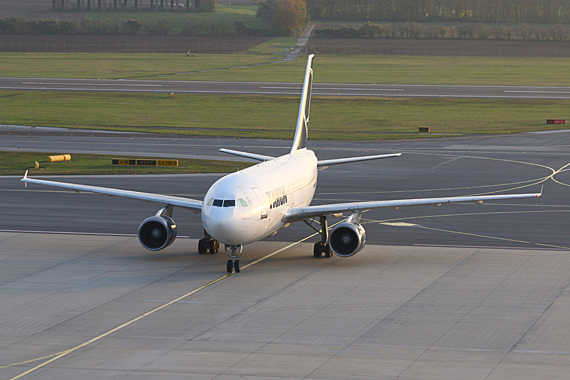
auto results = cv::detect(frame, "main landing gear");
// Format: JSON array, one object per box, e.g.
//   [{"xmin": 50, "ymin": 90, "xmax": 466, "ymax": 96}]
[
  {"xmin": 306, "ymin": 216, "xmax": 332, "ymax": 258},
  {"xmin": 227, "ymin": 245, "xmax": 241, "ymax": 273},
  {"xmin": 198, "ymin": 230, "xmax": 219, "ymax": 255}
]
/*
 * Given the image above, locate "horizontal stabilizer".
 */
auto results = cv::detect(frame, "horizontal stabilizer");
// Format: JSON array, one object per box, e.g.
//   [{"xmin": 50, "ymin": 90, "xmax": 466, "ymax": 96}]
[
  {"xmin": 318, "ymin": 153, "xmax": 401, "ymax": 167},
  {"xmin": 219, "ymin": 148, "xmax": 274, "ymax": 162}
]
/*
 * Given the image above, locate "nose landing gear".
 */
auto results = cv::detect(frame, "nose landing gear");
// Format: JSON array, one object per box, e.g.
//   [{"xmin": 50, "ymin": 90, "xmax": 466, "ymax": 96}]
[{"xmin": 226, "ymin": 245, "xmax": 241, "ymax": 273}]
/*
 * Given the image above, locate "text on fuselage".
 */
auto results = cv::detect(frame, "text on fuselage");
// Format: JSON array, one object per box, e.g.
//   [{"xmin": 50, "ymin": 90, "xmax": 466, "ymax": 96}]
[{"xmin": 266, "ymin": 186, "xmax": 288, "ymax": 209}]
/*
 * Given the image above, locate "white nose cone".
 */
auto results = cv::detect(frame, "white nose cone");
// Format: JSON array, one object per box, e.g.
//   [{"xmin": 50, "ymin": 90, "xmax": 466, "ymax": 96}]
[{"xmin": 202, "ymin": 207, "xmax": 243, "ymax": 245}]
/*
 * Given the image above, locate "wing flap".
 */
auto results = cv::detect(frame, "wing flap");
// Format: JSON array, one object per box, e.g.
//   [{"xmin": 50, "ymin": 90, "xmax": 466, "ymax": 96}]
[
  {"xmin": 282, "ymin": 192, "xmax": 541, "ymax": 223},
  {"xmin": 21, "ymin": 175, "xmax": 202, "ymax": 211}
]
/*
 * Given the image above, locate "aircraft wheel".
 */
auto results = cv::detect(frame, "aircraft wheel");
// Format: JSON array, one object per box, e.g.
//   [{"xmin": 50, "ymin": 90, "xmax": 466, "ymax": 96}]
[
  {"xmin": 324, "ymin": 244, "xmax": 332, "ymax": 258},
  {"xmin": 198, "ymin": 239, "xmax": 206, "ymax": 254},
  {"xmin": 227, "ymin": 260, "xmax": 233, "ymax": 273},
  {"xmin": 234, "ymin": 260, "xmax": 241, "ymax": 273},
  {"xmin": 313, "ymin": 242, "xmax": 323, "ymax": 258},
  {"xmin": 208, "ymin": 240, "xmax": 219, "ymax": 254}
]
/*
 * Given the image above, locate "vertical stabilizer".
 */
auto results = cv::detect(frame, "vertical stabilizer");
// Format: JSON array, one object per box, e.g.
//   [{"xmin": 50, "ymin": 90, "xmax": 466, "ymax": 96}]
[{"xmin": 290, "ymin": 54, "xmax": 314, "ymax": 154}]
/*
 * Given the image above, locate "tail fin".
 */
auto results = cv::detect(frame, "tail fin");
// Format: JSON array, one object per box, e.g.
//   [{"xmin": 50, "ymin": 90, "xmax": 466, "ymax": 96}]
[{"xmin": 290, "ymin": 54, "xmax": 314, "ymax": 154}]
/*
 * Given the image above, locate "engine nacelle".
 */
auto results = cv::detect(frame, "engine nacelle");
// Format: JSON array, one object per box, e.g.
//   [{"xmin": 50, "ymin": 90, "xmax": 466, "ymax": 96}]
[
  {"xmin": 138, "ymin": 215, "xmax": 177, "ymax": 251},
  {"xmin": 329, "ymin": 222, "xmax": 366, "ymax": 257}
]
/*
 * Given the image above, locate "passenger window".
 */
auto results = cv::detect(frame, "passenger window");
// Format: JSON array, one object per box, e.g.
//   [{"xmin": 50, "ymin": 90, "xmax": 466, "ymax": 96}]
[
  {"xmin": 213, "ymin": 199, "xmax": 223, "ymax": 207},
  {"xmin": 237, "ymin": 198, "xmax": 247, "ymax": 207},
  {"xmin": 223, "ymin": 200, "xmax": 235, "ymax": 207}
]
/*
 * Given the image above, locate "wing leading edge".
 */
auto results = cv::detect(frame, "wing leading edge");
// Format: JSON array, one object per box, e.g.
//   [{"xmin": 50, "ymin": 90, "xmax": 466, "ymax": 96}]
[
  {"xmin": 317, "ymin": 153, "xmax": 402, "ymax": 167},
  {"xmin": 219, "ymin": 148, "xmax": 274, "ymax": 162},
  {"xmin": 21, "ymin": 171, "xmax": 202, "ymax": 211},
  {"xmin": 282, "ymin": 192, "xmax": 542, "ymax": 224}
]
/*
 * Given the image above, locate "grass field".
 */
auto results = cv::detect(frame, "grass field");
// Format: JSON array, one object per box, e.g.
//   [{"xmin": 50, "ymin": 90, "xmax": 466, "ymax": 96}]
[
  {"xmin": 148, "ymin": 54, "xmax": 570, "ymax": 86},
  {"xmin": 2, "ymin": 151, "xmax": 250, "ymax": 176},
  {"xmin": 0, "ymin": 53, "xmax": 281, "ymax": 79},
  {"xmin": 71, "ymin": 4, "xmax": 265, "ymax": 32},
  {"xmin": 1, "ymin": 91, "xmax": 568, "ymax": 139},
  {"xmin": 1, "ymin": 53, "xmax": 569, "ymax": 140},
  {"xmin": 1, "ymin": 53, "xmax": 570, "ymax": 86}
]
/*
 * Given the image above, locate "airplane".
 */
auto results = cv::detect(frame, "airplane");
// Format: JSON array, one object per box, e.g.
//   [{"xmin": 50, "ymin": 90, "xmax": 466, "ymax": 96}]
[{"xmin": 22, "ymin": 54, "xmax": 542, "ymax": 273}]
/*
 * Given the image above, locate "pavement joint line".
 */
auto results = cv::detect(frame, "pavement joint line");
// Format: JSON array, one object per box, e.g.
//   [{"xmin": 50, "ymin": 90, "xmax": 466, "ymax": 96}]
[{"xmin": 6, "ymin": 231, "xmax": 320, "ymax": 380}]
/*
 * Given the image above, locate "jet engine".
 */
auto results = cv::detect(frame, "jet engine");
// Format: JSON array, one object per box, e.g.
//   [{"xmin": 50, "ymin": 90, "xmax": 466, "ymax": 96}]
[
  {"xmin": 138, "ymin": 215, "xmax": 177, "ymax": 251},
  {"xmin": 329, "ymin": 222, "xmax": 366, "ymax": 257}
]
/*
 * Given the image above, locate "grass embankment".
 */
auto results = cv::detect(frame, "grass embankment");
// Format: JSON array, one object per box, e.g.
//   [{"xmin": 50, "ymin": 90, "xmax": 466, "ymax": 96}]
[
  {"xmin": 2, "ymin": 152, "xmax": 251, "ymax": 176},
  {"xmin": 2, "ymin": 53, "xmax": 570, "ymax": 86},
  {"xmin": 1, "ymin": 91, "xmax": 568, "ymax": 139}
]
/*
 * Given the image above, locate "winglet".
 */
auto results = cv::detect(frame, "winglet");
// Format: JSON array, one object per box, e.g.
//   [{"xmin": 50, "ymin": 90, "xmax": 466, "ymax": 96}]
[
  {"xmin": 290, "ymin": 54, "xmax": 314, "ymax": 154},
  {"xmin": 22, "ymin": 170, "xmax": 28, "ymax": 181}
]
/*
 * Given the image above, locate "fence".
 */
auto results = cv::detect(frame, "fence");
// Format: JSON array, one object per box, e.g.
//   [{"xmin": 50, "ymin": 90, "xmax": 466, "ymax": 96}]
[
  {"xmin": 304, "ymin": 44, "xmax": 570, "ymax": 58},
  {"xmin": 0, "ymin": 42, "xmax": 259, "ymax": 54},
  {"xmin": 2, "ymin": 42, "xmax": 569, "ymax": 58}
]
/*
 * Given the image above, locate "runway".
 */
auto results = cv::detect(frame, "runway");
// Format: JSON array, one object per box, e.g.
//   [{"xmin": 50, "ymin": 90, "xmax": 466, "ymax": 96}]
[
  {"xmin": 2, "ymin": 77, "xmax": 570, "ymax": 99},
  {"xmin": 1, "ymin": 132, "xmax": 570, "ymax": 379}
]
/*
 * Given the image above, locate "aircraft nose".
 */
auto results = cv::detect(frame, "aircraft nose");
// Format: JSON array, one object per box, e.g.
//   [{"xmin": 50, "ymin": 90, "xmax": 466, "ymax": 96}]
[{"xmin": 204, "ymin": 209, "xmax": 242, "ymax": 245}]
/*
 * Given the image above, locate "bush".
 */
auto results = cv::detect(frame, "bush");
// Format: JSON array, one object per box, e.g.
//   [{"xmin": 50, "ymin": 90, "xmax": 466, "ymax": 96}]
[{"xmin": 146, "ymin": 18, "xmax": 172, "ymax": 35}]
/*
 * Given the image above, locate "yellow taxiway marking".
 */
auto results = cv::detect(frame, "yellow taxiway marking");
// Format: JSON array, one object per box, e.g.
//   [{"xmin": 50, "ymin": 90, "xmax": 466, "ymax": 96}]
[
  {"xmin": 369, "ymin": 208, "xmax": 570, "ymax": 251},
  {"xmin": 420, "ymin": 225, "xmax": 570, "ymax": 251},
  {"xmin": 380, "ymin": 222, "xmax": 422, "ymax": 228},
  {"xmin": 320, "ymin": 152, "xmax": 556, "ymax": 197},
  {"xmin": 5, "ymin": 231, "xmax": 322, "ymax": 380}
]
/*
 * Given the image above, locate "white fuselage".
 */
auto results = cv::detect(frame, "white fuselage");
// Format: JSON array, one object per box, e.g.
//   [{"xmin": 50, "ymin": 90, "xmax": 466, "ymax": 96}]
[{"xmin": 201, "ymin": 149, "xmax": 318, "ymax": 246}]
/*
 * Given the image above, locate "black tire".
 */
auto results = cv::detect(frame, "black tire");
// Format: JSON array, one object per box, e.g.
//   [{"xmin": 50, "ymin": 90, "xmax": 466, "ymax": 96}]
[
  {"xmin": 324, "ymin": 244, "xmax": 332, "ymax": 258},
  {"xmin": 226, "ymin": 260, "xmax": 233, "ymax": 273},
  {"xmin": 234, "ymin": 260, "xmax": 241, "ymax": 273},
  {"xmin": 313, "ymin": 242, "xmax": 323, "ymax": 258},
  {"xmin": 208, "ymin": 240, "xmax": 218, "ymax": 254},
  {"xmin": 198, "ymin": 239, "xmax": 206, "ymax": 254}
]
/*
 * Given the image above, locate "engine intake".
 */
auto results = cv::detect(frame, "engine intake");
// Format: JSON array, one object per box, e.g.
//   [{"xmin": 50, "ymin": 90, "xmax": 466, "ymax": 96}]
[
  {"xmin": 329, "ymin": 222, "xmax": 366, "ymax": 257},
  {"xmin": 138, "ymin": 215, "xmax": 177, "ymax": 251}
]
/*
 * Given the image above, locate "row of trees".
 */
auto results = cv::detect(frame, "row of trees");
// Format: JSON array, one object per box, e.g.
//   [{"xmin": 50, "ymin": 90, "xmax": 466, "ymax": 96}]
[
  {"xmin": 0, "ymin": 16, "xmax": 275, "ymax": 36},
  {"xmin": 316, "ymin": 21, "xmax": 570, "ymax": 40},
  {"xmin": 305, "ymin": 0, "xmax": 570, "ymax": 24},
  {"xmin": 257, "ymin": 0, "xmax": 308, "ymax": 33}
]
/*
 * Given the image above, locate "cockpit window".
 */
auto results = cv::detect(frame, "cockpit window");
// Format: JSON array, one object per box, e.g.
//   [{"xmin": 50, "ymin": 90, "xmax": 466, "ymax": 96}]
[
  {"xmin": 223, "ymin": 200, "xmax": 235, "ymax": 207},
  {"xmin": 207, "ymin": 198, "xmax": 214, "ymax": 206},
  {"xmin": 213, "ymin": 199, "xmax": 223, "ymax": 207},
  {"xmin": 237, "ymin": 198, "xmax": 247, "ymax": 207}
]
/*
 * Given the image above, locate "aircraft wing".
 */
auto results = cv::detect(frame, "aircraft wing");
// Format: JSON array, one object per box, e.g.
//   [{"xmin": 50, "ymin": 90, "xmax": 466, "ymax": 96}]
[
  {"xmin": 317, "ymin": 153, "xmax": 402, "ymax": 167},
  {"xmin": 219, "ymin": 148, "xmax": 274, "ymax": 162},
  {"xmin": 21, "ymin": 171, "xmax": 202, "ymax": 211},
  {"xmin": 282, "ymin": 192, "xmax": 542, "ymax": 223}
]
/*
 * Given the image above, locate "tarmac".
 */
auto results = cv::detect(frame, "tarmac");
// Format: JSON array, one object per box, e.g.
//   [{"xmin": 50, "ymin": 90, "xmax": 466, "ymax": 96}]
[
  {"xmin": 1, "ymin": 130, "xmax": 569, "ymax": 379},
  {"xmin": 1, "ymin": 233, "xmax": 569, "ymax": 379}
]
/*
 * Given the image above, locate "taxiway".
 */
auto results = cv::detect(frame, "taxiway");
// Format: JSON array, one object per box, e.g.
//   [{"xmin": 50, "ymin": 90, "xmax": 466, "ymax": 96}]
[{"xmin": 0, "ymin": 131, "xmax": 569, "ymax": 379}]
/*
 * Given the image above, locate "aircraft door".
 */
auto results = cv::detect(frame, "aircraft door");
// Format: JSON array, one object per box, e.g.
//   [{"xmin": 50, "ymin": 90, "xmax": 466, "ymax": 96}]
[{"xmin": 251, "ymin": 187, "xmax": 268, "ymax": 219}]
